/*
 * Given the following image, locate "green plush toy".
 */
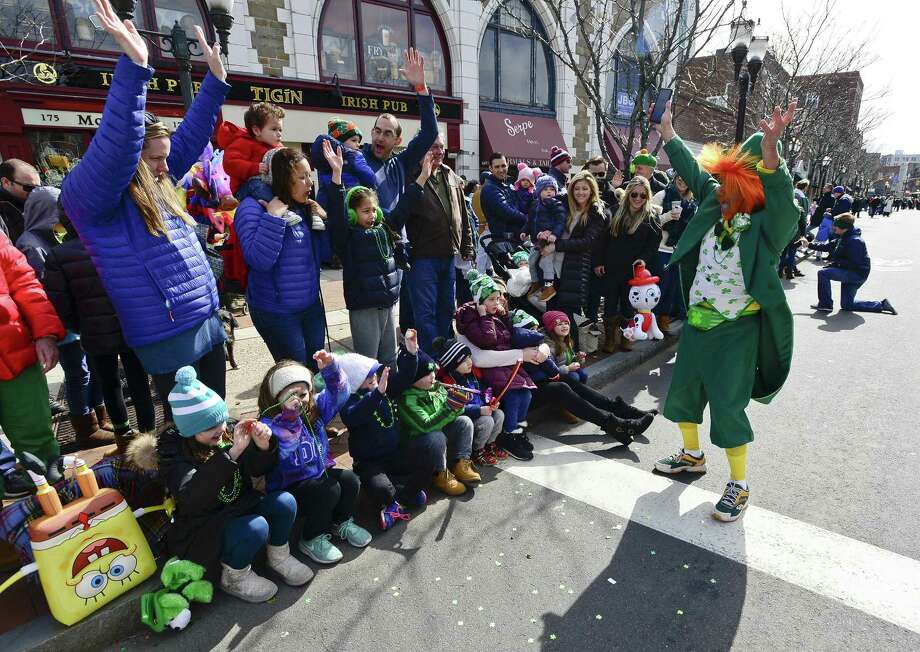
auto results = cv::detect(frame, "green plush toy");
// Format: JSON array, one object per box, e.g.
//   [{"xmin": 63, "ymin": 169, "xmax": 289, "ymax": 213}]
[{"xmin": 140, "ymin": 558, "xmax": 213, "ymax": 633}]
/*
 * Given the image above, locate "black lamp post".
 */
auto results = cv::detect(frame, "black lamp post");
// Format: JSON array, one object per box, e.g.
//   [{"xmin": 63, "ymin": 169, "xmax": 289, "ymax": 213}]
[
  {"xmin": 110, "ymin": 0, "xmax": 234, "ymax": 109},
  {"xmin": 727, "ymin": 5, "xmax": 768, "ymax": 144}
]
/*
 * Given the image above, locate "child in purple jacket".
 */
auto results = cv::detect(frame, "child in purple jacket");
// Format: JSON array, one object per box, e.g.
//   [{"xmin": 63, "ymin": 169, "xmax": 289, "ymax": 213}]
[{"xmin": 258, "ymin": 351, "xmax": 371, "ymax": 565}]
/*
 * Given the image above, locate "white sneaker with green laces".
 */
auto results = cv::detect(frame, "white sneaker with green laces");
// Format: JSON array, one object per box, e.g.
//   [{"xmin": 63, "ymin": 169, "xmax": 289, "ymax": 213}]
[
  {"xmin": 654, "ymin": 449, "xmax": 707, "ymax": 474},
  {"xmin": 298, "ymin": 533, "xmax": 343, "ymax": 564},
  {"xmin": 334, "ymin": 517, "xmax": 372, "ymax": 548},
  {"xmin": 713, "ymin": 481, "xmax": 750, "ymax": 522}
]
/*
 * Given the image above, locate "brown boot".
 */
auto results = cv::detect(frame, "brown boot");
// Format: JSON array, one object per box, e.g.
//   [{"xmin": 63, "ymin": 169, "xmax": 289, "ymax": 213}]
[
  {"xmin": 109, "ymin": 428, "xmax": 137, "ymax": 456},
  {"xmin": 70, "ymin": 413, "xmax": 116, "ymax": 447},
  {"xmin": 559, "ymin": 407, "xmax": 580, "ymax": 424},
  {"xmin": 433, "ymin": 469, "xmax": 467, "ymax": 496},
  {"xmin": 451, "ymin": 459, "xmax": 481, "ymax": 484},
  {"xmin": 602, "ymin": 318, "xmax": 618, "ymax": 353},
  {"xmin": 94, "ymin": 404, "xmax": 114, "ymax": 431},
  {"xmin": 657, "ymin": 314, "xmax": 671, "ymax": 336},
  {"xmin": 616, "ymin": 317, "xmax": 633, "ymax": 352}
]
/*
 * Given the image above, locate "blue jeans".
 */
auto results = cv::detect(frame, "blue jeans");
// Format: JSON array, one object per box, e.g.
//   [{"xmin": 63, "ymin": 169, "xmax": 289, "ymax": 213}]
[
  {"xmin": 501, "ymin": 389, "xmax": 532, "ymax": 432},
  {"xmin": 59, "ymin": 341, "xmax": 102, "ymax": 417},
  {"xmin": 779, "ymin": 243, "xmax": 798, "ymax": 270},
  {"xmin": 250, "ymin": 301, "xmax": 326, "ymax": 370},
  {"xmin": 220, "ymin": 491, "xmax": 297, "ymax": 569},
  {"xmin": 817, "ymin": 267, "xmax": 883, "ymax": 312},
  {"xmin": 406, "ymin": 257, "xmax": 455, "ymax": 354},
  {"xmin": 0, "ymin": 440, "xmax": 16, "ymax": 476},
  {"xmin": 566, "ymin": 370, "xmax": 588, "ymax": 384}
]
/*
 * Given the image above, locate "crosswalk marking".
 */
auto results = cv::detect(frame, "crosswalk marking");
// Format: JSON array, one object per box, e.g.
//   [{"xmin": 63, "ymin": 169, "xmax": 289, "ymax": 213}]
[{"xmin": 504, "ymin": 435, "xmax": 920, "ymax": 635}]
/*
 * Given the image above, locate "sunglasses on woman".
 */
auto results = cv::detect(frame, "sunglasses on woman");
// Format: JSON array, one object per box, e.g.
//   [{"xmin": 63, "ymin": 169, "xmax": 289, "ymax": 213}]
[{"xmin": 629, "ymin": 191, "xmax": 648, "ymax": 199}]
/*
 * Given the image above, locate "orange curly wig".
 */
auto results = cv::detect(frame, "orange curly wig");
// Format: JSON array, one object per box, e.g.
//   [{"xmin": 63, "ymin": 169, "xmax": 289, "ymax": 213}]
[{"xmin": 698, "ymin": 143, "xmax": 765, "ymax": 218}]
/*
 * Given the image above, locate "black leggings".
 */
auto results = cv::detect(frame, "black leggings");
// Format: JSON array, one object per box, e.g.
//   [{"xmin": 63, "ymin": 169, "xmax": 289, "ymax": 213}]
[
  {"xmin": 603, "ymin": 278, "xmax": 633, "ymax": 318},
  {"xmin": 90, "ymin": 349, "xmax": 156, "ymax": 432},
  {"xmin": 151, "ymin": 342, "xmax": 226, "ymax": 422},
  {"xmin": 287, "ymin": 468, "xmax": 361, "ymax": 541},
  {"xmin": 532, "ymin": 375, "xmax": 617, "ymax": 425}
]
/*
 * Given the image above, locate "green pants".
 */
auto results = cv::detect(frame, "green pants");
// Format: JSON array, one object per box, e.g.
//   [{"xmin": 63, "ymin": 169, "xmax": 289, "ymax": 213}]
[
  {"xmin": 663, "ymin": 314, "xmax": 760, "ymax": 449},
  {"xmin": 0, "ymin": 363, "xmax": 59, "ymax": 474}
]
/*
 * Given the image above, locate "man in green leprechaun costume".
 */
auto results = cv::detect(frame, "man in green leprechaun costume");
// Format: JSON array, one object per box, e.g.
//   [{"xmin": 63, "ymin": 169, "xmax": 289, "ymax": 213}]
[{"xmin": 649, "ymin": 99, "xmax": 800, "ymax": 522}]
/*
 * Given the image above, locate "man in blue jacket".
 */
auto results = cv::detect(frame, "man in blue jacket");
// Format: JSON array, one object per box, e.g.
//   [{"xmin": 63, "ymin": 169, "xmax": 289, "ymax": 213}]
[
  {"xmin": 808, "ymin": 212, "xmax": 896, "ymax": 314},
  {"xmin": 360, "ymin": 47, "xmax": 438, "ymax": 215},
  {"xmin": 480, "ymin": 152, "xmax": 528, "ymax": 243}
]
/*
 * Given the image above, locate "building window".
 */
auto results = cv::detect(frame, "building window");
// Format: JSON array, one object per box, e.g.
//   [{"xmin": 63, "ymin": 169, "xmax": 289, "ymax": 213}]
[
  {"xmin": 318, "ymin": 0, "xmax": 450, "ymax": 94},
  {"xmin": 152, "ymin": 0, "xmax": 208, "ymax": 61},
  {"xmin": 479, "ymin": 0, "xmax": 554, "ymax": 114},
  {"xmin": 0, "ymin": 0, "xmax": 55, "ymax": 44},
  {"xmin": 63, "ymin": 0, "xmax": 118, "ymax": 50}
]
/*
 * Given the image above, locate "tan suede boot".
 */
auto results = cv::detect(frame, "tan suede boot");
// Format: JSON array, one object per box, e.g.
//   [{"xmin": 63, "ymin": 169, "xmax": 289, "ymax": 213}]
[{"xmin": 70, "ymin": 413, "xmax": 116, "ymax": 446}]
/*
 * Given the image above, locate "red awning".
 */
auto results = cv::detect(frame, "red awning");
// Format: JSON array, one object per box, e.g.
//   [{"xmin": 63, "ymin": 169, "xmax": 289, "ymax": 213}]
[
  {"xmin": 479, "ymin": 110, "xmax": 567, "ymax": 170},
  {"xmin": 604, "ymin": 126, "xmax": 670, "ymax": 171}
]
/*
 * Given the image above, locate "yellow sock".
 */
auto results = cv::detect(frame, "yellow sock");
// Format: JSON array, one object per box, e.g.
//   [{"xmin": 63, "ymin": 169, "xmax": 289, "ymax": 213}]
[
  {"xmin": 678, "ymin": 422, "xmax": 700, "ymax": 451},
  {"xmin": 725, "ymin": 445, "xmax": 747, "ymax": 482}
]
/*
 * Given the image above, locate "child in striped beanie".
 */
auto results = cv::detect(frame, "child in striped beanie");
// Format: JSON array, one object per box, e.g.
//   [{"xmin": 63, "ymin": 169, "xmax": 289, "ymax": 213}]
[{"xmin": 162, "ymin": 366, "xmax": 313, "ymax": 604}]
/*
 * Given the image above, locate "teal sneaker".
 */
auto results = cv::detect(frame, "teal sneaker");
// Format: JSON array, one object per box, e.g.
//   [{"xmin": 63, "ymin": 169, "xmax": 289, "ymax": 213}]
[
  {"xmin": 334, "ymin": 517, "xmax": 372, "ymax": 548},
  {"xmin": 298, "ymin": 533, "xmax": 343, "ymax": 564},
  {"xmin": 654, "ymin": 449, "xmax": 707, "ymax": 474},
  {"xmin": 713, "ymin": 481, "xmax": 750, "ymax": 522}
]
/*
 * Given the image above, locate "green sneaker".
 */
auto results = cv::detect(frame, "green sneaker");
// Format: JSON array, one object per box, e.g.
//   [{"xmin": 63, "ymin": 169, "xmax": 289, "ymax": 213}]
[
  {"xmin": 654, "ymin": 449, "xmax": 707, "ymax": 474},
  {"xmin": 298, "ymin": 533, "xmax": 343, "ymax": 564},
  {"xmin": 334, "ymin": 517, "xmax": 372, "ymax": 548},
  {"xmin": 713, "ymin": 481, "xmax": 750, "ymax": 522}
]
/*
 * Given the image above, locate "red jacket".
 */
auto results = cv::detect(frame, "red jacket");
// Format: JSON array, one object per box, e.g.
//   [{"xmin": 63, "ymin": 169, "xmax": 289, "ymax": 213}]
[
  {"xmin": 0, "ymin": 233, "xmax": 65, "ymax": 380},
  {"xmin": 216, "ymin": 121, "xmax": 277, "ymax": 194}
]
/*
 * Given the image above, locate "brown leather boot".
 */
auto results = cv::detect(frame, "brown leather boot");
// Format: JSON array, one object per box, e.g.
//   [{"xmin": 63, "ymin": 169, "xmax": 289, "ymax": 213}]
[
  {"xmin": 70, "ymin": 413, "xmax": 116, "ymax": 447},
  {"xmin": 602, "ymin": 318, "xmax": 618, "ymax": 353},
  {"xmin": 657, "ymin": 314, "xmax": 671, "ymax": 336},
  {"xmin": 94, "ymin": 404, "xmax": 114, "ymax": 431},
  {"xmin": 559, "ymin": 407, "xmax": 580, "ymax": 424}
]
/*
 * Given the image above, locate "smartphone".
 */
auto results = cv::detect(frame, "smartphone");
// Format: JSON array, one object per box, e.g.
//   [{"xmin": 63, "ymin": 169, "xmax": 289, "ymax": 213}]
[{"xmin": 649, "ymin": 88, "xmax": 673, "ymax": 124}]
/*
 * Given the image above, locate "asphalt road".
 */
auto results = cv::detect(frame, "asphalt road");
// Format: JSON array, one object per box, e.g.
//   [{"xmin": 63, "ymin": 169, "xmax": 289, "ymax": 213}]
[{"xmin": 111, "ymin": 209, "xmax": 920, "ymax": 651}]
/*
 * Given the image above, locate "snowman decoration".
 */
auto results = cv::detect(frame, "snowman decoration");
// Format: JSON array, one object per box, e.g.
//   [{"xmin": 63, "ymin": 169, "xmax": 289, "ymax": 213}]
[{"xmin": 621, "ymin": 259, "xmax": 665, "ymax": 342}]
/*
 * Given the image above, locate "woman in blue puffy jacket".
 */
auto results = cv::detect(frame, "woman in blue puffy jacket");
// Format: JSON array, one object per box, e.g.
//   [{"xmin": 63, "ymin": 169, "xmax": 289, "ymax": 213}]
[
  {"xmin": 233, "ymin": 147, "xmax": 324, "ymax": 367},
  {"xmin": 60, "ymin": 1, "xmax": 231, "ymax": 413}
]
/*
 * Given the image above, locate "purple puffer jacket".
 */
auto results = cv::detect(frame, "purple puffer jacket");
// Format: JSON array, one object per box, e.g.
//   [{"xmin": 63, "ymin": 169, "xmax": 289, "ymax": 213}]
[
  {"xmin": 455, "ymin": 302, "xmax": 535, "ymax": 392},
  {"xmin": 61, "ymin": 56, "xmax": 230, "ymax": 347}
]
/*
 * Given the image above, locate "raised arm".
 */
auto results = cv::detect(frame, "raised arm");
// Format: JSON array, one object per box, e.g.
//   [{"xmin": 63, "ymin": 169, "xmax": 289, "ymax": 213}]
[
  {"xmin": 651, "ymin": 100, "xmax": 718, "ymax": 204},
  {"xmin": 756, "ymin": 101, "xmax": 800, "ymax": 254},
  {"xmin": 394, "ymin": 49, "xmax": 438, "ymax": 172},
  {"xmin": 167, "ymin": 26, "xmax": 230, "ymax": 177},
  {"xmin": 61, "ymin": 1, "xmax": 150, "ymax": 226}
]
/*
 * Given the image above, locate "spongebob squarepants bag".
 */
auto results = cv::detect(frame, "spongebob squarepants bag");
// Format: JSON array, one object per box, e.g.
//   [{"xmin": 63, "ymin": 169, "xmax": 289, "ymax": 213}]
[{"xmin": 0, "ymin": 456, "xmax": 168, "ymax": 626}]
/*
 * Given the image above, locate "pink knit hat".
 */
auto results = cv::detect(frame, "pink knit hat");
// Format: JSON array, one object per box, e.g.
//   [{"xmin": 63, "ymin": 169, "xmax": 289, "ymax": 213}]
[
  {"xmin": 542, "ymin": 310, "xmax": 570, "ymax": 331},
  {"xmin": 514, "ymin": 162, "xmax": 539, "ymax": 191}
]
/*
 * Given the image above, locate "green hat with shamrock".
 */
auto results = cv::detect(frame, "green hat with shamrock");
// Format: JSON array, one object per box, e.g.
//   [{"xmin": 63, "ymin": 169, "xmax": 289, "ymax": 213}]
[
  {"xmin": 630, "ymin": 148, "xmax": 657, "ymax": 173},
  {"xmin": 510, "ymin": 309, "xmax": 539, "ymax": 329},
  {"xmin": 465, "ymin": 269, "xmax": 500, "ymax": 304}
]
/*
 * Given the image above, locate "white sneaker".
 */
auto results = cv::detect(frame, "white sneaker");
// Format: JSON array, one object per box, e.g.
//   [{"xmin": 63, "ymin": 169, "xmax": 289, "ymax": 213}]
[
  {"xmin": 219, "ymin": 563, "xmax": 278, "ymax": 603},
  {"xmin": 266, "ymin": 542, "xmax": 314, "ymax": 586}
]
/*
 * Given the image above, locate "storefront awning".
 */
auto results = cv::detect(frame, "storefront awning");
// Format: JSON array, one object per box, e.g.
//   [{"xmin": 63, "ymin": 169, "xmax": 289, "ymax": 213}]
[
  {"xmin": 603, "ymin": 126, "xmax": 670, "ymax": 171},
  {"xmin": 479, "ymin": 110, "xmax": 567, "ymax": 169}
]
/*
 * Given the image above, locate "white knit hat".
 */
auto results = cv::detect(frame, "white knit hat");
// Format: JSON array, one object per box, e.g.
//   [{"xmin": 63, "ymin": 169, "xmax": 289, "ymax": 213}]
[{"xmin": 336, "ymin": 353, "xmax": 382, "ymax": 394}]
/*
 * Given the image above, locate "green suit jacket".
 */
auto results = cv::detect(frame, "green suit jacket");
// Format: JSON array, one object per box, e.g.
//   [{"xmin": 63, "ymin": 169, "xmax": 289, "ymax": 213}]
[{"xmin": 665, "ymin": 135, "xmax": 799, "ymax": 404}]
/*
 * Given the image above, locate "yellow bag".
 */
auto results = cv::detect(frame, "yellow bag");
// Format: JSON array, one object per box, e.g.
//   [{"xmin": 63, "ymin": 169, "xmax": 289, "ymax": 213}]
[{"xmin": 0, "ymin": 457, "xmax": 163, "ymax": 626}]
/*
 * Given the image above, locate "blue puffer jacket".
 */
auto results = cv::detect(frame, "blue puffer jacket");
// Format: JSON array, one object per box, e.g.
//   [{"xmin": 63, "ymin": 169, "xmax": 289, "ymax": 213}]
[
  {"xmin": 526, "ymin": 196, "xmax": 568, "ymax": 241},
  {"xmin": 60, "ymin": 56, "xmax": 230, "ymax": 347},
  {"xmin": 327, "ymin": 181, "xmax": 421, "ymax": 310},
  {"xmin": 233, "ymin": 180, "xmax": 320, "ymax": 314},
  {"xmin": 812, "ymin": 226, "xmax": 871, "ymax": 279},
  {"xmin": 480, "ymin": 172, "xmax": 527, "ymax": 240},
  {"xmin": 310, "ymin": 135, "xmax": 376, "ymax": 205}
]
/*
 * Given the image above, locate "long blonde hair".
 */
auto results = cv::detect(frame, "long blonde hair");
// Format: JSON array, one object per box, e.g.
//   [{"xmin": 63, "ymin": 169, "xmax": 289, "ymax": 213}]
[
  {"xmin": 565, "ymin": 171, "xmax": 602, "ymax": 232},
  {"xmin": 610, "ymin": 176, "xmax": 656, "ymax": 237},
  {"xmin": 127, "ymin": 122, "xmax": 195, "ymax": 237}
]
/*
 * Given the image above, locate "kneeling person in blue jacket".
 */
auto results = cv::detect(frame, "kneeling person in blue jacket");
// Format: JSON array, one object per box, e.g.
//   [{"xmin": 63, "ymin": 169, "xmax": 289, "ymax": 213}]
[{"xmin": 808, "ymin": 212, "xmax": 897, "ymax": 315}]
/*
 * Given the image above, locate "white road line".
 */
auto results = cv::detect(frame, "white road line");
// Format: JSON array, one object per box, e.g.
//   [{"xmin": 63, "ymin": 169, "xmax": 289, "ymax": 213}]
[{"xmin": 504, "ymin": 435, "xmax": 920, "ymax": 635}]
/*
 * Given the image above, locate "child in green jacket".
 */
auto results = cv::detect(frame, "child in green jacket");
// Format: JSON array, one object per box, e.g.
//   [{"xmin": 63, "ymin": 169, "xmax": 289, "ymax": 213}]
[{"xmin": 398, "ymin": 349, "xmax": 479, "ymax": 496}]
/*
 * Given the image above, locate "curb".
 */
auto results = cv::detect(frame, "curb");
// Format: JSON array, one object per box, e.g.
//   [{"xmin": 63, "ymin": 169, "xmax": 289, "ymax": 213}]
[{"xmin": 5, "ymin": 331, "xmax": 679, "ymax": 651}]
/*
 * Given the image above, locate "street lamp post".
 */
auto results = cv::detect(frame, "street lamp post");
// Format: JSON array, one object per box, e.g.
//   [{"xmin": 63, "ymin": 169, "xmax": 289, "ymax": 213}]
[
  {"xmin": 727, "ymin": 4, "xmax": 768, "ymax": 144},
  {"xmin": 110, "ymin": 0, "xmax": 234, "ymax": 109}
]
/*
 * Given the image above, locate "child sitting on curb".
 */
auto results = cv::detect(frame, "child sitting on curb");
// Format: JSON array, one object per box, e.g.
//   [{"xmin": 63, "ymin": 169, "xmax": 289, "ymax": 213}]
[
  {"xmin": 434, "ymin": 336, "xmax": 507, "ymax": 467},
  {"xmin": 156, "ymin": 366, "xmax": 312, "ymax": 603},
  {"xmin": 258, "ymin": 351, "xmax": 372, "ymax": 566},
  {"xmin": 338, "ymin": 330, "xmax": 445, "ymax": 531},
  {"xmin": 398, "ymin": 349, "xmax": 480, "ymax": 496},
  {"xmin": 455, "ymin": 270, "xmax": 542, "ymax": 461}
]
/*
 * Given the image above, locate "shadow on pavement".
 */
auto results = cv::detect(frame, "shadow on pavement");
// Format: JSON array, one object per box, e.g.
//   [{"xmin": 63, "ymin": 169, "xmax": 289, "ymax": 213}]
[
  {"xmin": 796, "ymin": 311, "xmax": 867, "ymax": 332},
  {"xmin": 539, "ymin": 482, "xmax": 747, "ymax": 650}
]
